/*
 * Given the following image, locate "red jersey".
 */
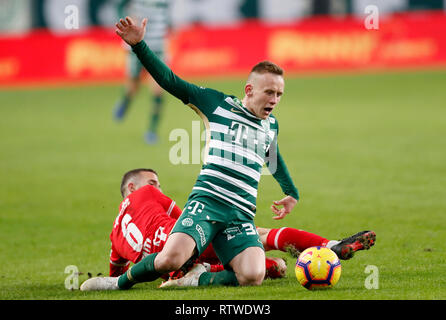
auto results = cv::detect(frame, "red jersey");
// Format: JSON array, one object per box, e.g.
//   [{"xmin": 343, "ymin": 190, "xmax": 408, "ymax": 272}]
[
  {"xmin": 109, "ymin": 185, "xmax": 182, "ymax": 276},
  {"xmin": 108, "ymin": 185, "xmax": 284, "ymax": 280}
]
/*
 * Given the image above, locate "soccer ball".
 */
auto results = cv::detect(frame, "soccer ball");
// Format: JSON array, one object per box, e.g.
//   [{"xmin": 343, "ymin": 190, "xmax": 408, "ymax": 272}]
[{"xmin": 295, "ymin": 246, "xmax": 341, "ymax": 290}]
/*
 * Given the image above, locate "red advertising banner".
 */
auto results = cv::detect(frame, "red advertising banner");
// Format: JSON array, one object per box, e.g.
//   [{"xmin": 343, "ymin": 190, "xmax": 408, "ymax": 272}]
[
  {"xmin": 1, "ymin": 11, "xmax": 446, "ymax": 86},
  {"xmin": 0, "ymin": 28, "xmax": 126, "ymax": 86},
  {"xmin": 169, "ymin": 11, "xmax": 446, "ymax": 75}
]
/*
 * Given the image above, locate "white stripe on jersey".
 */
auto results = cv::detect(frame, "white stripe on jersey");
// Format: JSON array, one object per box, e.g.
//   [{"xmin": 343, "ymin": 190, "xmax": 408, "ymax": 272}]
[
  {"xmin": 209, "ymin": 139, "xmax": 264, "ymax": 167},
  {"xmin": 200, "ymin": 168, "xmax": 258, "ymax": 198},
  {"xmin": 206, "ymin": 155, "xmax": 261, "ymax": 182},
  {"xmin": 209, "ymin": 122, "xmax": 229, "ymax": 134},
  {"xmin": 166, "ymin": 200, "xmax": 176, "ymax": 216},
  {"xmin": 109, "ymin": 260, "xmax": 130, "ymax": 267},
  {"xmin": 213, "ymin": 107, "xmax": 265, "ymax": 132},
  {"xmin": 127, "ymin": 0, "xmax": 170, "ymax": 51},
  {"xmin": 203, "ymin": 181, "xmax": 256, "ymax": 208},
  {"xmin": 192, "ymin": 186, "xmax": 255, "ymax": 217}
]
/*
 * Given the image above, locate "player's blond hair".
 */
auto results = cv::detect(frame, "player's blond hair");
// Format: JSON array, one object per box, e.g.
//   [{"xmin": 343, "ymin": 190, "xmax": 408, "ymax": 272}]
[{"xmin": 249, "ymin": 60, "xmax": 284, "ymax": 76}]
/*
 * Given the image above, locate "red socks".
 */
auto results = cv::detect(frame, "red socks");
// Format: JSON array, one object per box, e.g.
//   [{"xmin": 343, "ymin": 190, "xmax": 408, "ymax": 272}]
[{"xmin": 266, "ymin": 227, "xmax": 328, "ymax": 253}]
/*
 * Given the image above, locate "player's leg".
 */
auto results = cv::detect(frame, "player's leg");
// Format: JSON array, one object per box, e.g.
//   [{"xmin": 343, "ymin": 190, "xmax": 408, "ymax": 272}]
[
  {"xmin": 145, "ymin": 79, "xmax": 164, "ymax": 144},
  {"xmin": 258, "ymin": 227, "xmax": 376, "ymax": 260},
  {"xmin": 113, "ymin": 53, "xmax": 141, "ymax": 121},
  {"xmin": 161, "ymin": 248, "xmax": 263, "ymax": 288},
  {"xmin": 159, "ymin": 197, "xmax": 240, "ymax": 288},
  {"xmin": 154, "ymin": 232, "xmax": 197, "ymax": 272},
  {"xmin": 119, "ymin": 232, "xmax": 196, "ymax": 289},
  {"xmin": 145, "ymin": 50, "xmax": 166, "ymax": 144},
  {"xmin": 328, "ymin": 230, "xmax": 376, "ymax": 260},
  {"xmin": 258, "ymin": 227, "xmax": 328, "ymax": 257},
  {"xmin": 196, "ymin": 242, "xmax": 286, "ymax": 280},
  {"xmin": 80, "ymin": 232, "xmax": 197, "ymax": 291},
  {"xmin": 160, "ymin": 247, "xmax": 286, "ymax": 287},
  {"xmin": 211, "ymin": 221, "xmax": 266, "ymax": 286},
  {"xmin": 229, "ymin": 246, "xmax": 266, "ymax": 286}
]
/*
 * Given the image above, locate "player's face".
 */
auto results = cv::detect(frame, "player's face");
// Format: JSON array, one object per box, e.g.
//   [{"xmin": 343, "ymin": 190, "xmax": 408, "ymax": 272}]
[
  {"xmin": 245, "ymin": 73, "xmax": 284, "ymax": 119},
  {"xmin": 137, "ymin": 171, "xmax": 161, "ymax": 191}
]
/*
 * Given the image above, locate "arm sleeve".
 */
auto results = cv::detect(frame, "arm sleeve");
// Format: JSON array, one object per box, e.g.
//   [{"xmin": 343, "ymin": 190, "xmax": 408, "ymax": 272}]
[
  {"xmin": 268, "ymin": 145, "xmax": 299, "ymax": 201},
  {"xmin": 132, "ymin": 40, "xmax": 191, "ymax": 103},
  {"xmin": 109, "ymin": 245, "xmax": 130, "ymax": 277},
  {"xmin": 131, "ymin": 40, "xmax": 224, "ymax": 115},
  {"xmin": 147, "ymin": 185, "xmax": 182, "ymax": 219},
  {"xmin": 169, "ymin": 204, "xmax": 183, "ymax": 220}
]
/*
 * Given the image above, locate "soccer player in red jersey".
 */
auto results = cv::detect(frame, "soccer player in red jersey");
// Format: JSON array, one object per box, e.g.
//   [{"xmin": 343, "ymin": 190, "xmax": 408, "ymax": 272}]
[{"xmin": 106, "ymin": 168, "xmax": 375, "ymax": 287}]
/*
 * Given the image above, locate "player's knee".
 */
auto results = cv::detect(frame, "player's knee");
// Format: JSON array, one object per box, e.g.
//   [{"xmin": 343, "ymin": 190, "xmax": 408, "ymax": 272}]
[
  {"xmin": 155, "ymin": 233, "xmax": 197, "ymax": 273},
  {"xmin": 236, "ymin": 263, "xmax": 265, "ymax": 286},
  {"xmin": 155, "ymin": 252, "xmax": 187, "ymax": 273},
  {"xmin": 236, "ymin": 266, "xmax": 265, "ymax": 286},
  {"xmin": 231, "ymin": 247, "xmax": 266, "ymax": 286}
]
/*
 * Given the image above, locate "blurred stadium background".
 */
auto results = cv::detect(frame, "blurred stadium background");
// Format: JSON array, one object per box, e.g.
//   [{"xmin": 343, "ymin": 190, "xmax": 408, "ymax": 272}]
[
  {"xmin": 1, "ymin": 0, "xmax": 446, "ymax": 300},
  {"xmin": 1, "ymin": 0, "xmax": 446, "ymax": 83}
]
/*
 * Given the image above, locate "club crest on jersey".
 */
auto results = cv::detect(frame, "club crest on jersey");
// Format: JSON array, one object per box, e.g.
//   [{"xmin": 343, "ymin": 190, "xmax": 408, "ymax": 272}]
[{"xmin": 182, "ymin": 218, "xmax": 194, "ymax": 227}]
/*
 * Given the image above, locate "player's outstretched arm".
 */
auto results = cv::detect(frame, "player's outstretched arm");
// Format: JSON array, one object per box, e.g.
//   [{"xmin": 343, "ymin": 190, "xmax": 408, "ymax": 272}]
[{"xmin": 268, "ymin": 145, "xmax": 299, "ymax": 220}]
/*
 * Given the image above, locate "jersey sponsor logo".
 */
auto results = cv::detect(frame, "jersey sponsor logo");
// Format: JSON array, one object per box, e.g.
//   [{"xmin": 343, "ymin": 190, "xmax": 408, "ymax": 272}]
[
  {"xmin": 187, "ymin": 200, "xmax": 205, "ymax": 215},
  {"xmin": 230, "ymin": 121, "xmax": 250, "ymax": 145},
  {"xmin": 153, "ymin": 226, "xmax": 167, "ymax": 246},
  {"xmin": 224, "ymin": 223, "xmax": 257, "ymax": 241},
  {"xmin": 195, "ymin": 224, "xmax": 207, "ymax": 246},
  {"xmin": 142, "ymin": 238, "xmax": 152, "ymax": 257},
  {"xmin": 224, "ymin": 226, "xmax": 242, "ymax": 241}
]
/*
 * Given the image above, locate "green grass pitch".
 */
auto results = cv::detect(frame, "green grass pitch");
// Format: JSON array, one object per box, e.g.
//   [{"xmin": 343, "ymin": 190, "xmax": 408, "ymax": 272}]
[{"xmin": 0, "ymin": 69, "xmax": 445, "ymax": 300}]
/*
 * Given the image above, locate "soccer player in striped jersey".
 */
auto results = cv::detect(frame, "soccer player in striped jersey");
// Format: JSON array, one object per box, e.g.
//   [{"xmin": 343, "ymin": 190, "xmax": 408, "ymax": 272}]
[
  {"xmin": 113, "ymin": 0, "xmax": 171, "ymax": 144},
  {"xmin": 80, "ymin": 17, "xmax": 374, "ymax": 291}
]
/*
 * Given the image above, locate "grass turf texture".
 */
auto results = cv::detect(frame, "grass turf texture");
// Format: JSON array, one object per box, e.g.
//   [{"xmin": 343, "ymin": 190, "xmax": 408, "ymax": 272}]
[{"xmin": 0, "ymin": 69, "xmax": 445, "ymax": 300}]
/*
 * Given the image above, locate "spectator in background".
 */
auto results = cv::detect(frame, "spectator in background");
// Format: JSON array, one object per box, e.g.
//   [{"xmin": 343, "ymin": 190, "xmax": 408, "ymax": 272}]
[{"xmin": 113, "ymin": 0, "xmax": 171, "ymax": 144}]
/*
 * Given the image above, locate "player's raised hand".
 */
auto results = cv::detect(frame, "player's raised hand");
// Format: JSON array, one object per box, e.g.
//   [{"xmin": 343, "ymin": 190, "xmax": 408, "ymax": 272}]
[
  {"xmin": 115, "ymin": 16, "xmax": 147, "ymax": 46},
  {"xmin": 271, "ymin": 196, "xmax": 298, "ymax": 220}
]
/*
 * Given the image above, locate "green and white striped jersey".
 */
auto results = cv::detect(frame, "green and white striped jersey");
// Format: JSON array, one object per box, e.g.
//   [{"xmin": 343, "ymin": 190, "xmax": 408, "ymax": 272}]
[
  {"xmin": 132, "ymin": 40, "xmax": 299, "ymax": 219},
  {"xmin": 188, "ymin": 93, "xmax": 279, "ymax": 218}
]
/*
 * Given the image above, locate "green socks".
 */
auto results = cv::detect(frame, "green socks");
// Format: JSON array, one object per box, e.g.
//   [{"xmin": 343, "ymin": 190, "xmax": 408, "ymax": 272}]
[
  {"xmin": 148, "ymin": 94, "xmax": 163, "ymax": 133},
  {"xmin": 118, "ymin": 253, "xmax": 162, "ymax": 289},
  {"xmin": 117, "ymin": 252, "xmax": 239, "ymax": 289},
  {"xmin": 198, "ymin": 270, "xmax": 239, "ymax": 286}
]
